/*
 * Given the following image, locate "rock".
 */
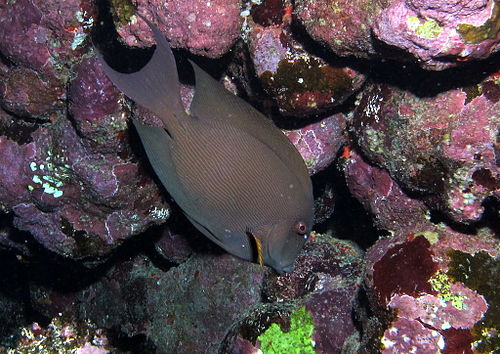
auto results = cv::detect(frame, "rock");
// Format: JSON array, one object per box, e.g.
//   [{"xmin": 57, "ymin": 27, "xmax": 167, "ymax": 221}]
[
  {"xmin": 351, "ymin": 69, "xmax": 499, "ymax": 223},
  {"xmin": 114, "ymin": 0, "xmax": 242, "ymax": 58},
  {"xmin": 363, "ymin": 229, "xmax": 499, "ymax": 352}
]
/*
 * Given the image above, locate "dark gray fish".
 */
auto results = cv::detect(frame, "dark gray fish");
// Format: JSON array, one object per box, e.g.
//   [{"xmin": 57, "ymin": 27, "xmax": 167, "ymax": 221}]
[{"xmin": 99, "ymin": 16, "xmax": 314, "ymax": 273}]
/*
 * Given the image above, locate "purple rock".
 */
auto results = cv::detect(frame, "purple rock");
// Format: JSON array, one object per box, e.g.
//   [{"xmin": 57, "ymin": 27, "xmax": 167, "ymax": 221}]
[
  {"xmin": 351, "ymin": 71, "xmax": 499, "ymax": 223},
  {"xmin": 284, "ymin": 113, "xmax": 346, "ymax": 175},
  {"xmin": 247, "ymin": 7, "xmax": 365, "ymax": 117},
  {"xmin": 296, "ymin": 0, "xmax": 500, "ymax": 70},
  {"xmin": 0, "ymin": 0, "xmax": 96, "ymax": 74},
  {"xmin": 33, "ymin": 251, "xmax": 266, "ymax": 353},
  {"xmin": 363, "ymin": 229, "xmax": 498, "ymax": 352},
  {"xmin": 69, "ymin": 57, "xmax": 127, "ymax": 152},
  {"xmin": 114, "ymin": 0, "xmax": 242, "ymax": 58},
  {"xmin": 0, "ymin": 0, "xmax": 52, "ymax": 71},
  {"xmin": 0, "ymin": 135, "xmax": 33, "ymax": 207},
  {"xmin": 0, "ymin": 0, "xmax": 96, "ymax": 128},
  {"xmin": 0, "ymin": 114, "xmax": 170, "ymax": 259},
  {"xmin": 306, "ymin": 289, "xmax": 359, "ymax": 353},
  {"xmin": 373, "ymin": 0, "xmax": 500, "ymax": 70},
  {"xmin": 153, "ymin": 226, "xmax": 193, "ymax": 263},
  {"xmin": 0, "ymin": 66, "xmax": 64, "ymax": 120},
  {"xmin": 296, "ymin": 0, "xmax": 380, "ymax": 58},
  {"xmin": 0, "ymin": 0, "xmax": 175, "ymax": 260},
  {"xmin": 344, "ymin": 151, "xmax": 430, "ymax": 234}
]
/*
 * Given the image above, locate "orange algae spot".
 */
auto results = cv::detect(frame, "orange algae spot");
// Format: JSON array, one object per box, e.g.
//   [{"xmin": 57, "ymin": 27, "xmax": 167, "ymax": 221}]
[
  {"xmin": 283, "ymin": 5, "xmax": 293, "ymax": 21},
  {"xmin": 341, "ymin": 146, "xmax": 351, "ymax": 159},
  {"xmin": 65, "ymin": 25, "xmax": 79, "ymax": 32}
]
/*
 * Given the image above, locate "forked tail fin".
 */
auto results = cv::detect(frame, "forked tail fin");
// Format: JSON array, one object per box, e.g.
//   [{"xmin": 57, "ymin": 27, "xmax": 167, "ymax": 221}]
[{"xmin": 97, "ymin": 15, "xmax": 184, "ymax": 131}]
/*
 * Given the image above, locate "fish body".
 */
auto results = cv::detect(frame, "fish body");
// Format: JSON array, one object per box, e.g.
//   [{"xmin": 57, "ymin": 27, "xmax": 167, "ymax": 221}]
[{"xmin": 99, "ymin": 16, "xmax": 314, "ymax": 273}]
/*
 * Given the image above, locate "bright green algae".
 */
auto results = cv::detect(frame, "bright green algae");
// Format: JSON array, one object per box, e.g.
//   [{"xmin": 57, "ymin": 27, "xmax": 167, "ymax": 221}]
[{"xmin": 258, "ymin": 307, "xmax": 315, "ymax": 353}]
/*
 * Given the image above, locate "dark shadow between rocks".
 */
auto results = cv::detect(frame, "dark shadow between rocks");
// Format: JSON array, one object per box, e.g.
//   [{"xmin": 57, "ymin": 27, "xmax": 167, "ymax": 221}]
[{"xmin": 312, "ymin": 161, "xmax": 385, "ymax": 251}]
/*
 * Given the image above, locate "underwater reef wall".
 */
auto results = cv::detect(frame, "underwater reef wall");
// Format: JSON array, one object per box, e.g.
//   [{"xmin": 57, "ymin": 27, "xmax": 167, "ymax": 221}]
[{"xmin": 0, "ymin": 0, "xmax": 498, "ymax": 352}]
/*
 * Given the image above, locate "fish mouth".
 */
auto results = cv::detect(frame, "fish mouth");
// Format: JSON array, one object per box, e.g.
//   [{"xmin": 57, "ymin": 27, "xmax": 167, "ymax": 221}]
[
  {"xmin": 263, "ymin": 223, "xmax": 296, "ymax": 274},
  {"xmin": 274, "ymin": 263, "xmax": 295, "ymax": 274}
]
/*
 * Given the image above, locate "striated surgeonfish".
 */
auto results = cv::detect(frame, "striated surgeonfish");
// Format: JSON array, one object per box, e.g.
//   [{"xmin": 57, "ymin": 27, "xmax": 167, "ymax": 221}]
[{"xmin": 98, "ymin": 15, "xmax": 314, "ymax": 273}]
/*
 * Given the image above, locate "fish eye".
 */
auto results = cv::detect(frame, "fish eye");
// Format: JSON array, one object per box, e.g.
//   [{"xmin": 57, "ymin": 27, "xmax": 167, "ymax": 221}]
[{"xmin": 294, "ymin": 221, "xmax": 307, "ymax": 235}]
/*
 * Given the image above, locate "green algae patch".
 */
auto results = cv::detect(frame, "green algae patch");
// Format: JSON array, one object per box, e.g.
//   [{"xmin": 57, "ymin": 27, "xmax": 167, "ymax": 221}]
[
  {"xmin": 447, "ymin": 250, "xmax": 499, "ymax": 352},
  {"xmin": 111, "ymin": 0, "xmax": 137, "ymax": 25},
  {"xmin": 462, "ymin": 84, "xmax": 482, "ymax": 104},
  {"xmin": 457, "ymin": 2, "xmax": 500, "ymax": 43},
  {"xmin": 413, "ymin": 231, "xmax": 439, "ymax": 245},
  {"xmin": 258, "ymin": 307, "xmax": 315, "ymax": 353},
  {"xmin": 429, "ymin": 271, "xmax": 467, "ymax": 310},
  {"xmin": 331, "ymin": 1, "xmax": 342, "ymax": 14},
  {"xmin": 407, "ymin": 16, "xmax": 443, "ymax": 39}
]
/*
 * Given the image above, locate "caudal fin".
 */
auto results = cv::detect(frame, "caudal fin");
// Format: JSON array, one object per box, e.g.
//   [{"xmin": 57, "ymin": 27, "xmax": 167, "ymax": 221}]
[{"xmin": 98, "ymin": 15, "xmax": 184, "ymax": 128}]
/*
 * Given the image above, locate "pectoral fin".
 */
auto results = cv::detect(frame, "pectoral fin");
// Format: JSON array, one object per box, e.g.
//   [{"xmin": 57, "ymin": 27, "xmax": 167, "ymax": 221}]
[{"xmin": 184, "ymin": 213, "xmax": 253, "ymax": 262}]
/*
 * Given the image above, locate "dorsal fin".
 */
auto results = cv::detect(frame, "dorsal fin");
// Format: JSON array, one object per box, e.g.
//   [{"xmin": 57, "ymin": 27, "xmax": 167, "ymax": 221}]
[
  {"xmin": 189, "ymin": 60, "xmax": 312, "ymax": 192},
  {"xmin": 98, "ymin": 15, "xmax": 184, "ymax": 131}
]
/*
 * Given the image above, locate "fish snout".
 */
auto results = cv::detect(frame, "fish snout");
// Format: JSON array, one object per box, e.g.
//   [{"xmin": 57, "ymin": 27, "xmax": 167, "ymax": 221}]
[
  {"xmin": 279, "ymin": 264, "xmax": 295, "ymax": 274},
  {"xmin": 270, "ymin": 261, "xmax": 295, "ymax": 274}
]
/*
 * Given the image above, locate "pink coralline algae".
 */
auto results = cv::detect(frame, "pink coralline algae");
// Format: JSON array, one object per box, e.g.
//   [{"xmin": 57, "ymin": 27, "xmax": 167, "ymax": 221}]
[
  {"xmin": 0, "ymin": 40, "xmax": 170, "ymax": 258},
  {"xmin": 296, "ymin": 0, "xmax": 382, "ymax": 58},
  {"xmin": 296, "ymin": 0, "xmax": 500, "ymax": 70},
  {"xmin": 284, "ymin": 113, "xmax": 346, "ymax": 175},
  {"xmin": 0, "ymin": 0, "xmax": 95, "ymax": 121},
  {"xmin": 1, "ymin": 114, "xmax": 170, "ymax": 259},
  {"xmin": 381, "ymin": 317, "xmax": 446, "ymax": 353},
  {"xmin": 114, "ymin": 0, "xmax": 242, "ymax": 58},
  {"xmin": 373, "ymin": 0, "xmax": 500, "ymax": 70},
  {"xmin": 388, "ymin": 288, "xmax": 487, "ymax": 332},
  {"xmin": 246, "ymin": 2, "xmax": 365, "ymax": 117},
  {"xmin": 351, "ymin": 70, "xmax": 499, "ymax": 223},
  {"xmin": 343, "ymin": 151, "xmax": 430, "ymax": 234},
  {"xmin": 363, "ymin": 229, "xmax": 498, "ymax": 352}
]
